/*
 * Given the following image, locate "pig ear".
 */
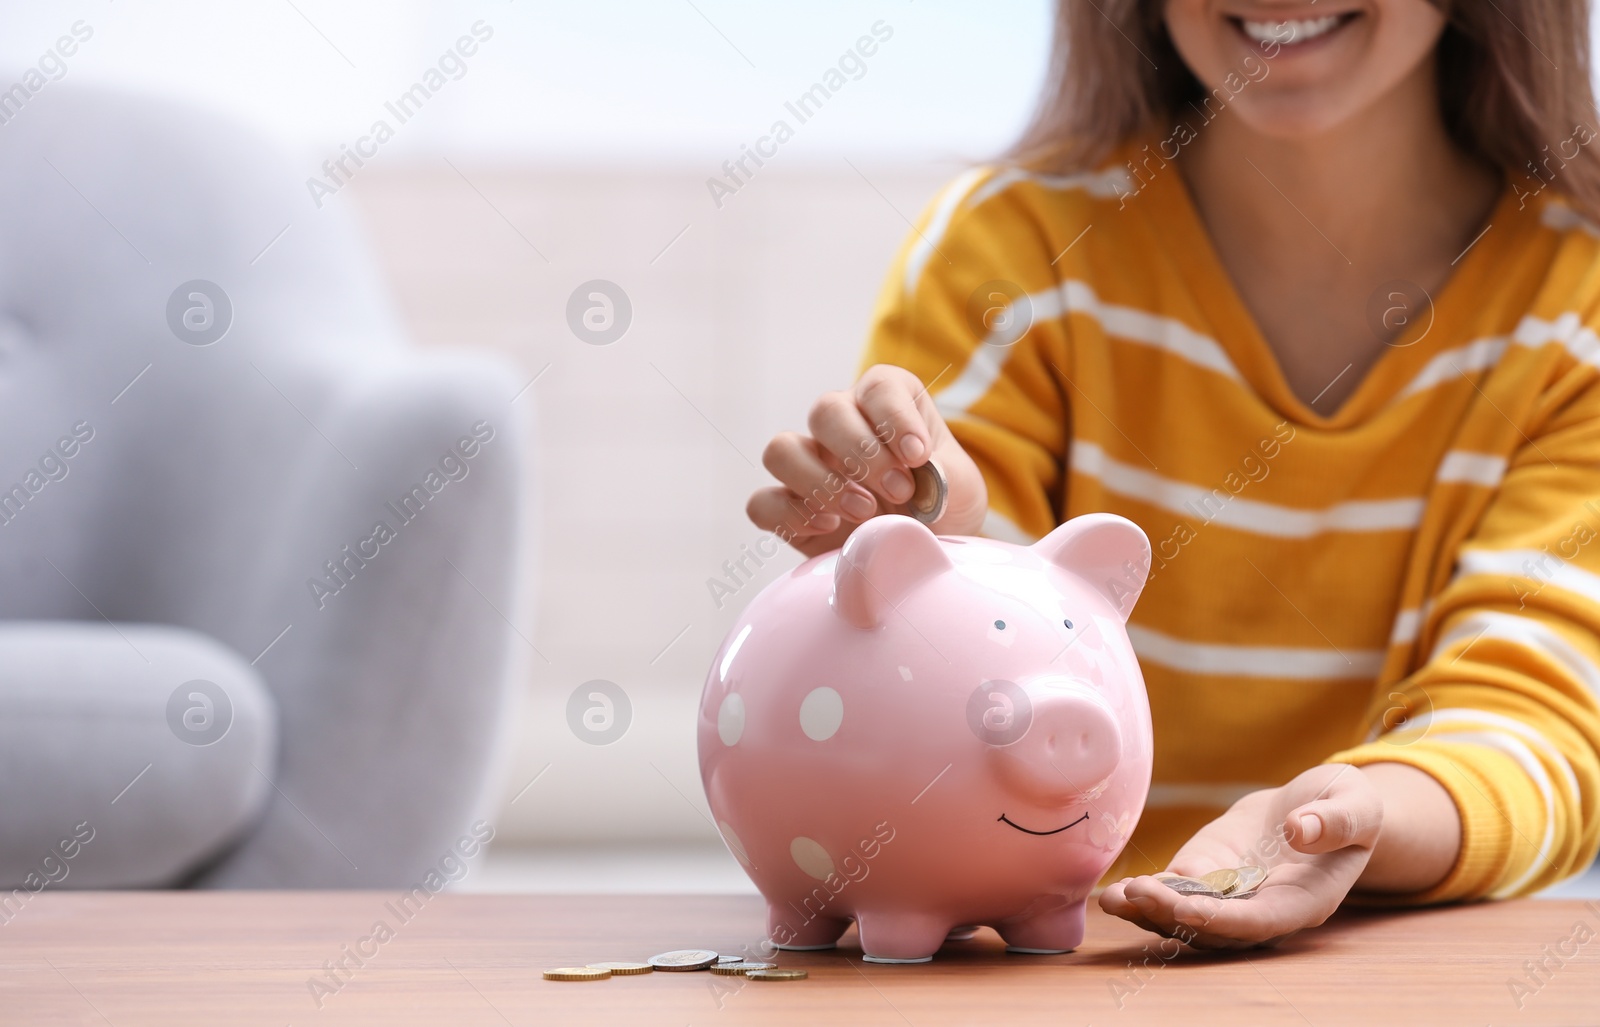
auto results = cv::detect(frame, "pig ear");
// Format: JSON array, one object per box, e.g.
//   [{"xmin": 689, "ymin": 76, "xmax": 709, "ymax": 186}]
[
  {"xmin": 832, "ymin": 515, "xmax": 954, "ymax": 629},
  {"xmin": 1032, "ymin": 513, "xmax": 1151, "ymax": 622}
]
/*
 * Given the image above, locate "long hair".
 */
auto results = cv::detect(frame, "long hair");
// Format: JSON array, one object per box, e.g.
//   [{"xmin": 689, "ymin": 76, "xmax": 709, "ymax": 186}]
[{"xmin": 1007, "ymin": 1, "xmax": 1600, "ymax": 217}]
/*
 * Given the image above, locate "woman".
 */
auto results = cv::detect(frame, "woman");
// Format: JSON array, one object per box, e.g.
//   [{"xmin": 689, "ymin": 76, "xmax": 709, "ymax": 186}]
[{"xmin": 747, "ymin": 1, "xmax": 1600, "ymax": 947}]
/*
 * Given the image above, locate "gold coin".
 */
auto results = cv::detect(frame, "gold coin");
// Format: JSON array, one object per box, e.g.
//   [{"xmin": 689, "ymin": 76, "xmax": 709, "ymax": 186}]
[
  {"xmin": 746, "ymin": 968, "xmax": 808, "ymax": 981},
  {"xmin": 1201, "ymin": 868, "xmax": 1241, "ymax": 895},
  {"xmin": 586, "ymin": 961, "xmax": 652, "ymax": 975},
  {"xmin": 543, "ymin": 967, "xmax": 611, "ymax": 981},
  {"xmin": 648, "ymin": 949, "xmax": 718, "ymax": 971},
  {"xmin": 908, "ymin": 462, "xmax": 948, "ymax": 525}
]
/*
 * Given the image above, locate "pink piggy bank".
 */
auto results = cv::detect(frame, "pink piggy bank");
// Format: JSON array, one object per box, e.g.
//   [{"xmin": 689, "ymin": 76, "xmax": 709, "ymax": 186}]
[{"xmin": 698, "ymin": 513, "xmax": 1153, "ymax": 963}]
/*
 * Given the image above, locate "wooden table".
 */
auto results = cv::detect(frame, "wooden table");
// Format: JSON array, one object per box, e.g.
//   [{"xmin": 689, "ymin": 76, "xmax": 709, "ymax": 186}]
[{"xmin": 3, "ymin": 892, "xmax": 1596, "ymax": 1025}]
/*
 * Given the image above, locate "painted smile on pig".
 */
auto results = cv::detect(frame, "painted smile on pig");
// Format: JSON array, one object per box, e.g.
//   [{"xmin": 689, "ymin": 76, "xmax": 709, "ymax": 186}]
[{"xmin": 997, "ymin": 812, "xmax": 1090, "ymax": 836}]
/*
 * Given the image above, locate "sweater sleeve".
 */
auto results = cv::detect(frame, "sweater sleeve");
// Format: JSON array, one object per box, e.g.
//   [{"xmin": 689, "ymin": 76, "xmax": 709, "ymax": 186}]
[
  {"xmin": 1325, "ymin": 361, "xmax": 1600, "ymax": 902},
  {"xmin": 857, "ymin": 168, "xmax": 1073, "ymax": 543}
]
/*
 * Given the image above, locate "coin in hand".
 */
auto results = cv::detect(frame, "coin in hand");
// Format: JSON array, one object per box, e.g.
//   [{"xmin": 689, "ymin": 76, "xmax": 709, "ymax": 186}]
[
  {"xmin": 908, "ymin": 461, "xmax": 948, "ymax": 525},
  {"xmin": 1154, "ymin": 864, "xmax": 1268, "ymax": 899}
]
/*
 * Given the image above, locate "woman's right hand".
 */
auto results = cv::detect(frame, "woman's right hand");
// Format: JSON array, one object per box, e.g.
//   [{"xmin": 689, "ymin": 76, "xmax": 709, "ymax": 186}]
[{"xmin": 747, "ymin": 364, "xmax": 988, "ymax": 557}]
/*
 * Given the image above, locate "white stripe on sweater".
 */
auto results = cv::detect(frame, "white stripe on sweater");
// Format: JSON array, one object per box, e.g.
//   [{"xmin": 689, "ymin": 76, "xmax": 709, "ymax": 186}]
[{"xmin": 1127, "ymin": 623, "xmax": 1385, "ymax": 679}]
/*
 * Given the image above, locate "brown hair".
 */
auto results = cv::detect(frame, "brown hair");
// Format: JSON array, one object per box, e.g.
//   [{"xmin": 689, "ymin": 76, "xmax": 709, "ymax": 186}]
[{"xmin": 1008, "ymin": 1, "xmax": 1600, "ymax": 217}]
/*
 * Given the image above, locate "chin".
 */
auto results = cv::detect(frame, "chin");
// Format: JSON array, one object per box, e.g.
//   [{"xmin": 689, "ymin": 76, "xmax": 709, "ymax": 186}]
[
  {"xmin": 1164, "ymin": 1, "xmax": 1448, "ymax": 142},
  {"xmin": 1224, "ymin": 92, "xmax": 1370, "ymax": 140}
]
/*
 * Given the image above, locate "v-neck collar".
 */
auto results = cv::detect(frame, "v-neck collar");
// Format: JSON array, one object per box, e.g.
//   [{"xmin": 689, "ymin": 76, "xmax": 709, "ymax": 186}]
[{"xmin": 1132, "ymin": 143, "xmax": 1534, "ymax": 430}]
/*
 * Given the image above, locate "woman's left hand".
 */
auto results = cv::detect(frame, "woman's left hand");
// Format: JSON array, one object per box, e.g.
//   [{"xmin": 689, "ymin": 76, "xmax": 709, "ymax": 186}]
[{"xmin": 1099, "ymin": 764, "xmax": 1384, "ymax": 949}]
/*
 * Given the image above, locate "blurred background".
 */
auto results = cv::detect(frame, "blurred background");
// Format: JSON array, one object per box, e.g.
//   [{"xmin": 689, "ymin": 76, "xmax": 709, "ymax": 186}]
[
  {"xmin": 6, "ymin": 1, "xmax": 1594, "ymax": 899},
  {"xmin": 0, "ymin": 0, "xmax": 1052, "ymax": 892}
]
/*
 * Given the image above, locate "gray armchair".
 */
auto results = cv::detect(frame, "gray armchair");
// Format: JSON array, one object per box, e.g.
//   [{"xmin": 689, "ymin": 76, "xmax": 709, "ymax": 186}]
[{"xmin": 0, "ymin": 86, "xmax": 527, "ymax": 888}]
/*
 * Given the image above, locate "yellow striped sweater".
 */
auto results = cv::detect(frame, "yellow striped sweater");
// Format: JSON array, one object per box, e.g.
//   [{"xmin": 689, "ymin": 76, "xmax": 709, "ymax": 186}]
[{"xmin": 860, "ymin": 147, "xmax": 1600, "ymax": 902}]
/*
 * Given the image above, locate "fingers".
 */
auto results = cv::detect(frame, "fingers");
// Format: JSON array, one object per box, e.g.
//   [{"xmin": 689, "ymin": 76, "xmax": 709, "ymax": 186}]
[
  {"xmin": 1098, "ymin": 881, "xmax": 1180, "ymax": 939},
  {"xmin": 808, "ymin": 389, "xmax": 909, "ymax": 507},
  {"xmin": 750, "ymin": 363, "xmax": 982, "ymax": 551},
  {"xmin": 854, "ymin": 366, "xmax": 937, "ymax": 466},
  {"xmin": 1285, "ymin": 792, "xmax": 1383, "ymax": 854},
  {"xmin": 1115, "ymin": 875, "xmax": 1307, "ymax": 950},
  {"xmin": 761, "ymin": 431, "xmax": 877, "ymax": 524},
  {"xmin": 746, "ymin": 486, "xmax": 838, "ymax": 539}
]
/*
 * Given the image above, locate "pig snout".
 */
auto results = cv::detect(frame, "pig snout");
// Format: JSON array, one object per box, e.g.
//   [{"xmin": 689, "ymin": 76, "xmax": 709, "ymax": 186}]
[{"xmin": 989, "ymin": 681, "xmax": 1121, "ymax": 804}]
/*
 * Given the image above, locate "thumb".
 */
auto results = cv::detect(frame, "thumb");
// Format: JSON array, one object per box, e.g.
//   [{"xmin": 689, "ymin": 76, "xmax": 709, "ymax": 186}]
[{"xmin": 1285, "ymin": 793, "xmax": 1382, "ymax": 854}]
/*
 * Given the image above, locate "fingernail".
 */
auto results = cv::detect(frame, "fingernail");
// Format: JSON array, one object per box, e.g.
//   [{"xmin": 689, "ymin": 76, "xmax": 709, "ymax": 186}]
[
  {"xmin": 899, "ymin": 436, "xmax": 925, "ymax": 462},
  {"xmin": 811, "ymin": 513, "xmax": 841, "ymax": 532},
  {"xmin": 839, "ymin": 490, "xmax": 876, "ymax": 521},
  {"xmin": 1128, "ymin": 893, "xmax": 1156, "ymax": 911},
  {"xmin": 881, "ymin": 469, "xmax": 913, "ymax": 502},
  {"xmin": 1297, "ymin": 813, "xmax": 1322, "ymax": 844}
]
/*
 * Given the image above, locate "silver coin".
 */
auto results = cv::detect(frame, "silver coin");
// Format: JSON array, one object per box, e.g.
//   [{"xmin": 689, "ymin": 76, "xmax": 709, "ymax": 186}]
[
  {"xmin": 1153, "ymin": 873, "xmax": 1220, "ymax": 897},
  {"xmin": 715, "ymin": 955, "xmax": 743, "ymax": 965},
  {"xmin": 648, "ymin": 949, "xmax": 718, "ymax": 971},
  {"xmin": 908, "ymin": 461, "xmax": 948, "ymax": 525}
]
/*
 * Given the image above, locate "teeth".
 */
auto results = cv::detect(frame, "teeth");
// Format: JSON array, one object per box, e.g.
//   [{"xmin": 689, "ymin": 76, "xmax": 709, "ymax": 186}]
[{"xmin": 1241, "ymin": 13, "xmax": 1343, "ymax": 45}]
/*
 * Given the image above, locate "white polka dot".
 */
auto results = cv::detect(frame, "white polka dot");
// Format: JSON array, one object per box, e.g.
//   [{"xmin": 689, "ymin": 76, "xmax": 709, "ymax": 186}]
[
  {"xmin": 719, "ymin": 821, "xmax": 752, "ymax": 868},
  {"xmin": 798, "ymin": 687, "xmax": 844, "ymax": 741},
  {"xmin": 717, "ymin": 693, "xmax": 745, "ymax": 746},
  {"xmin": 790, "ymin": 836, "xmax": 835, "ymax": 880}
]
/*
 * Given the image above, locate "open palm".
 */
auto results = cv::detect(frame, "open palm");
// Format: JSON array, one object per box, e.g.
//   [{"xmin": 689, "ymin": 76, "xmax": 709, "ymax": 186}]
[{"xmin": 1100, "ymin": 764, "xmax": 1383, "ymax": 949}]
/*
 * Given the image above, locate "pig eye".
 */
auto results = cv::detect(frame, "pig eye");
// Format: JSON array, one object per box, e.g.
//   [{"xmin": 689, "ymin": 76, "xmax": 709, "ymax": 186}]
[
  {"xmin": 1063, "ymin": 619, "xmax": 1074, "ymax": 629},
  {"xmin": 993, "ymin": 620, "xmax": 1006, "ymax": 630}
]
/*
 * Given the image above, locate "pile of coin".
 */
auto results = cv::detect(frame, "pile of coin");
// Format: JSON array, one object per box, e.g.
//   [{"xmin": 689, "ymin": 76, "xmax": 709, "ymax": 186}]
[
  {"xmin": 543, "ymin": 949, "xmax": 808, "ymax": 982},
  {"xmin": 1153, "ymin": 864, "xmax": 1267, "ymax": 899}
]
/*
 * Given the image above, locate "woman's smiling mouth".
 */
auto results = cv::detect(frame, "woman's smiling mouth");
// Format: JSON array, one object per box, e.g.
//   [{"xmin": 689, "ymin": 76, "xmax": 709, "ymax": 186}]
[
  {"xmin": 1228, "ymin": 10, "xmax": 1360, "ymax": 50},
  {"xmin": 998, "ymin": 813, "xmax": 1090, "ymax": 836}
]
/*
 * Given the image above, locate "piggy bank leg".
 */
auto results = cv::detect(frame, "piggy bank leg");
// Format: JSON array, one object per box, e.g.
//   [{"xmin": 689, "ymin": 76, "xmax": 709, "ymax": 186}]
[
  {"xmin": 769, "ymin": 904, "xmax": 850, "ymax": 951},
  {"xmin": 856, "ymin": 911, "xmax": 950, "ymax": 964},
  {"xmin": 997, "ymin": 899, "xmax": 1086, "ymax": 955}
]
